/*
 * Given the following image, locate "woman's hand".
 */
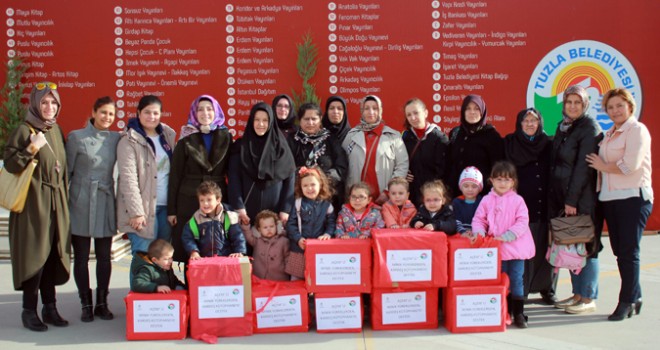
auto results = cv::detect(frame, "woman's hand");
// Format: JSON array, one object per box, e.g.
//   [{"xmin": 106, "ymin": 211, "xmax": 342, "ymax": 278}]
[
  {"xmin": 298, "ymin": 238, "xmax": 306, "ymax": 250},
  {"xmin": 279, "ymin": 212, "xmax": 289, "ymax": 224},
  {"xmin": 586, "ymin": 153, "xmax": 605, "ymax": 171},
  {"xmin": 318, "ymin": 234, "xmax": 331, "ymax": 241},
  {"xmin": 229, "ymin": 252, "xmax": 244, "ymax": 258},
  {"xmin": 129, "ymin": 216, "xmax": 146, "ymax": 231},
  {"xmin": 237, "ymin": 209, "xmax": 250, "ymax": 225},
  {"xmin": 156, "ymin": 285, "xmax": 172, "ymax": 294},
  {"xmin": 29, "ymin": 132, "xmax": 47, "ymax": 153},
  {"xmin": 189, "ymin": 251, "xmax": 201, "ymax": 260},
  {"xmin": 167, "ymin": 215, "xmax": 177, "ymax": 226},
  {"xmin": 405, "ymin": 172, "xmax": 414, "ymax": 182},
  {"xmin": 564, "ymin": 204, "xmax": 577, "ymax": 216},
  {"xmin": 375, "ymin": 192, "xmax": 389, "ymax": 205}
]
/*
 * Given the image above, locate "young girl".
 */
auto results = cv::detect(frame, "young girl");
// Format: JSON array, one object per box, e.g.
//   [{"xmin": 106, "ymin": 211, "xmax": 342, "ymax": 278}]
[
  {"xmin": 452, "ymin": 166, "xmax": 484, "ymax": 236},
  {"xmin": 471, "ymin": 161, "xmax": 535, "ymax": 328},
  {"xmin": 381, "ymin": 177, "xmax": 417, "ymax": 228},
  {"xmin": 335, "ymin": 182, "xmax": 385, "ymax": 239},
  {"xmin": 241, "ymin": 210, "xmax": 290, "ymax": 281},
  {"xmin": 285, "ymin": 166, "xmax": 336, "ymax": 279},
  {"xmin": 410, "ymin": 180, "xmax": 457, "ymax": 234}
]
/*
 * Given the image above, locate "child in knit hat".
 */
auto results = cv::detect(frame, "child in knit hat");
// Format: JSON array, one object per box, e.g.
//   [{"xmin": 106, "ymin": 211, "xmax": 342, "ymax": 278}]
[{"xmin": 451, "ymin": 166, "xmax": 484, "ymax": 236}]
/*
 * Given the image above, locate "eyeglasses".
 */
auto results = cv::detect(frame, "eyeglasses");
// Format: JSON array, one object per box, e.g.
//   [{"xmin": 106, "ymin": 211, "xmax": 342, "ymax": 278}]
[
  {"xmin": 276, "ymin": 104, "xmax": 290, "ymax": 110},
  {"xmin": 350, "ymin": 195, "xmax": 368, "ymax": 201},
  {"xmin": 36, "ymin": 82, "xmax": 57, "ymax": 90}
]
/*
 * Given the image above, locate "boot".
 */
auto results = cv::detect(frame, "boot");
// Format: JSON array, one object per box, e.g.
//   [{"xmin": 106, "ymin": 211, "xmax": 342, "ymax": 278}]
[
  {"xmin": 94, "ymin": 289, "xmax": 114, "ymax": 320},
  {"xmin": 22, "ymin": 309, "xmax": 48, "ymax": 332},
  {"xmin": 80, "ymin": 290, "xmax": 94, "ymax": 322},
  {"xmin": 607, "ymin": 302, "xmax": 634, "ymax": 321},
  {"xmin": 512, "ymin": 298, "xmax": 528, "ymax": 328},
  {"xmin": 42, "ymin": 303, "xmax": 69, "ymax": 327},
  {"xmin": 506, "ymin": 294, "xmax": 513, "ymax": 317}
]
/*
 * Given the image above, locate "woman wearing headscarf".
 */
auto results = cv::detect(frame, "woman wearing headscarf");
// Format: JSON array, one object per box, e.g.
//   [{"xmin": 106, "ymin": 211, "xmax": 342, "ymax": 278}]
[
  {"xmin": 445, "ymin": 94, "xmax": 504, "ymax": 197},
  {"xmin": 3, "ymin": 82, "xmax": 70, "ymax": 331},
  {"xmin": 549, "ymin": 85, "xmax": 603, "ymax": 315},
  {"xmin": 505, "ymin": 107, "xmax": 556, "ymax": 305},
  {"xmin": 322, "ymin": 95, "xmax": 351, "ymax": 145},
  {"xmin": 401, "ymin": 98, "xmax": 449, "ymax": 206},
  {"xmin": 66, "ymin": 96, "xmax": 120, "ymax": 322},
  {"xmin": 272, "ymin": 94, "xmax": 297, "ymax": 138},
  {"xmin": 229, "ymin": 102, "xmax": 296, "ymax": 226},
  {"xmin": 167, "ymin": 95, "xmax": 232, "ymax": 263},
  {"xmin": 342, "ymin": 95, "xmax": 408, "ymax": 205}
]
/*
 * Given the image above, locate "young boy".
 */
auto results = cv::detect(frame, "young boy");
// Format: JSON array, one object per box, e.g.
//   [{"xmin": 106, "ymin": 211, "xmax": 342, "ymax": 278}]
[
  {"xmin": 381, "ymin": 177, "xmax": 417, "ymax": 229},
  {"xmin": 182, "ymin": 181, "xmax": 246, "ymax": 259},
  {"xmin": 241, "ymin": 210, "xmax": 290, "ymax": 281},
  {"xmin": 452, "ymin": 166, "xmax": 484, "ymax": 236},
  {"xmin": 130, "ymin": 239, "xmax": 185, "ymax": 293}
]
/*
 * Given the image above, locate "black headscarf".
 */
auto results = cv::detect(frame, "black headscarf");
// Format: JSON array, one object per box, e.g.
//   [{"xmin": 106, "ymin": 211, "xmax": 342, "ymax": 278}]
[
  {"xmin": 460, "ymin": 94, "xmax": 488, "ymax": 134},
  {"xmin": 504, "ymin": 107, "xmax": 549, "ymax": 167},
  {"xmin": 271, "ymin": 94, "xmax": 296, "ymax": 134},
  {"xmin": 240, "ymin": 102, "xmax": 295, "ymax": 185},
  {"xmin": 322, "ymin": 95, "xmax": 351, "ymax": 142}
]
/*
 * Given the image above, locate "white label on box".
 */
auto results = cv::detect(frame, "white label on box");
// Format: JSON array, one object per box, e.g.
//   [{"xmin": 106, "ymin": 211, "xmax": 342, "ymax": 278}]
[
  {"xmin": 456, "ymin": 294, "xmax": 502, "ymax": 327},
  {"xmin": 133, "ymin": 299, "xmax": 180, "ymax": 333},
  {"xmin": 454, "ymin": 247, "xmax": 498, "ymax": 281},
  {"xmin": 315, "ymin": 296, "xmax": 362, "ymax": 330},
  {"xmin": 381, "ymin": 291, "xmax": 427, "ymax": 325},
  {"xmin": 255, "ymin": 294, "xmax": 303, "ymax": 328},
  {"xmin": 386, "ymin": 249, "xmax": 432, "ymax": 282},
  {"xmin": 198, "ymin": 285, "xmax": 244, "ymax": 319},
  {"xmin": 316, "ymin": 253, "xmax": 361, "ymax": 285}
]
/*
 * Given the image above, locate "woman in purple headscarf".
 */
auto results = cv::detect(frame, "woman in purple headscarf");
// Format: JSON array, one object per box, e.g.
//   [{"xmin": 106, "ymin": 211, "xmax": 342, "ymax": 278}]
[{"xmin": 167, "ymin": 95, "xmax": 232, "ymax": 263}]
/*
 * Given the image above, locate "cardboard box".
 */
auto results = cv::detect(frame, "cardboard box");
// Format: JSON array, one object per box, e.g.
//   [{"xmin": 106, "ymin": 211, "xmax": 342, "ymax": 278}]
[
  {"xmin": 448, "ymin": 236, "xmax": 501, "ymax": 287},
  {"xmin": 124, "ymin": 290, "xmax": 188, "ymax": 341},
  {"xmin": 372, "ymin": 229, "xmax": 448, "ymax": 289},
  {"xmin": 371, "ymin": 288, "xmax": 438, "ymax": 331},
  {"xmin": 314, "ymin": 293, "xmax": 363, "ymax": 333},
  {"xmin": 305, "ymin": 239, "xmax": 372, "ymax": 293},
  {"xmin": 252, "ymin": 278, "xmax": 309, "ymax": 334},
  {"xmin": 188, "ymin": 256, "xmax": 253, "ymax": 339},
  {"xmin": 444, "ymin": 274, "xmax": 510, "ymax": 334}
]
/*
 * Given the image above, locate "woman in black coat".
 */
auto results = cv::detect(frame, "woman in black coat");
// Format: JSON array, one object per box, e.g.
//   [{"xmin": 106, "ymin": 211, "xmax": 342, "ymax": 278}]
[
  {"xmin": 167, "ymin": 95, "xmax": 232, "ymax": 262},
  {"xmin": 548, "ymin": 85, "xmax": 603, "ymax": 315},
  {"xmin": 401, "ymin": 98, "xmax": 449, "ymax": 206},
  {"xmin": 272, "ymin": 94, "xmax": 297, "ymax": 138},
  {"xmin": 505, "ymin": 107, "xmax": 555, "ymax": 304},
  {"xmin": 322, "ymin": 95, "xmax": 351, "ymax": 146},
  {"xmin": 445, "ymin": 94, "xmax": 504, "ymax": 197}
]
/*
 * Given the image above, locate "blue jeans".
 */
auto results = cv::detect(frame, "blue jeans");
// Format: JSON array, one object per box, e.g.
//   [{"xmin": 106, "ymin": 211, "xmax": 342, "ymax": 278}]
[
  {"xmin": 128, "ymin": 205, "xmax": 172, "ymax": 255},
  {"xmin": 502, "ymin": 259, "xmax": 525, "ymax": 298},
  {"xmin": 570, "ymin": 257, "xmax": 599, "ymax": 299}
]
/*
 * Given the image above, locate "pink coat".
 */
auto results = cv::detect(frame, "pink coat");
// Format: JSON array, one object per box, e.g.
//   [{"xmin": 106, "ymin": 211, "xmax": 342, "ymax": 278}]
[{"xmin": 471, "ymin": 189, "xmax": 535, "ymax": 260}]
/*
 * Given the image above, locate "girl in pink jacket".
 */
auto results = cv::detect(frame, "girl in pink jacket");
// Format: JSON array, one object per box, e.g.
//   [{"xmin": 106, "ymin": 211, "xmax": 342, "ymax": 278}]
[{"xmin": 471, "ymin": 161, "xmax": 535, "ymax": 328}]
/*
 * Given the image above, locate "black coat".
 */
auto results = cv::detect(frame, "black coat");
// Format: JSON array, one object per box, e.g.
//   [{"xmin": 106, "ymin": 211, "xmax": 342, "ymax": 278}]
[
  {"xmin": 287, "ymin": 134, "xmax": 348, "ymax": 187},
  {"xmin": 446, "ymin": 125, "xmax": 504, "ymax": 197},
  {"xmin": 410, "ymin": 205, "xmax": 457, "ymax": 235},
  {"xmin": 402, "ymin": 125, "xmax": 449, "ymax": 206},
  {"xmin": 167, "ymin": 129, "xmax": 232, "ymax": 261},
  {"xmin": 512, "ymin": 142, "xmax": 551, "ymax": 223}
]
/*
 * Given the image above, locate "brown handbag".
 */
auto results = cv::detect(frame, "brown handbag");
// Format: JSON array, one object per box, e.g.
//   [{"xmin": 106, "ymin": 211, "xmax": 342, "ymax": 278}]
[{"xmin": 549, "ymin": 214, "xmax": 595, "ymax": 245}]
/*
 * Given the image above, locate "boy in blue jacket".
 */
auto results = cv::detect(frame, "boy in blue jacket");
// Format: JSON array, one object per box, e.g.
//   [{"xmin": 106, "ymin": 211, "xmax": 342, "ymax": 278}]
[{"xmin": 182, "ymin": 181, "xmax": 246, "ymax": 259}]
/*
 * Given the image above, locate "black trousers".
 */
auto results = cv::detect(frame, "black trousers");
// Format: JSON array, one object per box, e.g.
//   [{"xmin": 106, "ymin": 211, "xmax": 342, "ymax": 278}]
[
  {"xmin": 72, "ymin": 235, "xmax": 113, "ymax": 293},
  {"xmin": 22, "ymin": 233, "xmax": 59, "ymax": 310}
]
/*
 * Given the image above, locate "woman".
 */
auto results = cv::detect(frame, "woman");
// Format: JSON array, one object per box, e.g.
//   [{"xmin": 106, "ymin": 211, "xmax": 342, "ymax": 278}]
[
  {"xmin": 117, "ymin": 95, "xmax": 176, "ymax": 255},
  {"xmin": 342, "ymin": 95, "xmax": 408, "ymax": 205},
  {"xmin": 4, "ymin": 82, "xmax": 70, "ymax": 331},
  {"xmin": 586, "ymin": 88, "xmax": 652, "ymax": 321},
  {"xmin": 401, "ymin": 98, "xmax": 449, "ymax": 206},
  {"xmin": 288, "ymin": 102, "xmax": 347, "ymax": 209},
  {"xmin": 272, "ymin": 94, "xmax": 297, "ymax": 138},
  {"xmin": 505, "ymin": 107, "xmax": 555, "ymax": 304},
  {"xmin": 167, "ymin": 95, "xmax": 232, "ymax": 263},
  {"xmin": 445, "ymin": 94, "xmax": 504, "ymax": 197},
  {"xmin": 322, "ymin": 95, "xmax": 351, "ymax": 145},
  {"xmin": 549, "ymin": 85, "xmax": 603, "ymax": 314},
  {"xmin": 66, "ymin": 96, "xmax": 120, "ymax": 322},
  {"xmin": 229, "ymin": 102, "xmax": 296, "ymax": 226}
]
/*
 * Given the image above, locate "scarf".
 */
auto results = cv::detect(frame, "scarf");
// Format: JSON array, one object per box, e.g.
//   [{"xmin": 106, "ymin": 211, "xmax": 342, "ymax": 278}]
[
  {"xmin": 504, "ymin": 108, "xmax": 550, "ymax": 167},
  {"xmin": 293, "ymin": 128, "xmax": 331, "ymax": 167},
  {"xmin": 460, "ymin": 94, "xmax": 487, "ymax": 134},
  {"xmin": 355, "ymin": 95, "xmax": 383, "ymax": 132},
  {"xmin": 322, "ymin": 95, "xmax": 351, "ymax": 142},
  {"xmin": 25, "ymin": 82, "xmax": 61, "ymax": 131},
  {"xmin": 179, "ymin": 95, "xmax": 226, "ymax": 140},
  {"xmin": 272, "ymin": 94, "xmax": 297, "ymax": 134}
]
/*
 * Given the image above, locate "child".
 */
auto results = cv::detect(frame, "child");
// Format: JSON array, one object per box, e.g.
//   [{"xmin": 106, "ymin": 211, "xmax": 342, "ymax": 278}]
[
  {"xmin": 452, "ymin": 166, "xmax": 484, "ymax": 236},
  {"xmin": 286, "ymin": 166, "xmax": 336, "ymax": 279},
  {"xmin": 410, "ymin": 180, "xmax": 457, "ymax": 234},
  {"xmin": 241, "ymin": 210, "xmax": 290, "ymax": 281},
  {"xmin": 182, "ymin": 181, "xmax": 246, "ymax": 260},
  {"xmin": 381, "ymin": 177, "xmax": 417, "ymax": 228},
  {"xmin": 335, "ymin": 182, "xmax": 385, "ymax": 239},
  {"xmin": 130, "ymin": 239, "xmax": 185, "ymax": 293},
  {"xmin": 471, "ymin": 161, "xmax": 535, "ymax": 328}
]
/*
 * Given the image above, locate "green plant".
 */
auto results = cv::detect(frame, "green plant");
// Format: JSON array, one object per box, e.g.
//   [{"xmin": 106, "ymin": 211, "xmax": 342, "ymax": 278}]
[
  {"xmin": 291, "ymin": 31, "xmax": 320, "ymax": 108},
  {"xmin": 0, "ymin": 57, "xmax": 28, "ymax": 155}
]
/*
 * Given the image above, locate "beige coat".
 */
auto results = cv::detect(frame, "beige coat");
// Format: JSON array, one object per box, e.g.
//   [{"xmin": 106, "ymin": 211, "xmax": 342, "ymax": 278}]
[{"xmin": 116, "ymin": 124, "xmax": 175, "ymax": 238}]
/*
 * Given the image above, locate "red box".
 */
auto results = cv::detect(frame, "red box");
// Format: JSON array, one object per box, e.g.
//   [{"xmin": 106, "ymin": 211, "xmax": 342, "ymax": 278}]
[
  {"xmin": 444, "ymin": 274, "xmax": 510, "ymax": 334},
  {"xmin": 305, "ymin": 239, "xmax": 372, "ymax": 293},
  {"xmin": 371, "ymin": 288, "xmax": 438, "ymax": 331},
  {"xmin": 124, "ymin": 290, "xmax": 188, "ymax": 341},
  {"xmin": 314, "ymin": 293, "xmax": 363, "ymax": 333},
  {"xmin": 187, "ymin": 257, "xmax": 253, "ymax": 339},
  {"xmin": 252, "ymin": 278, "xmax": 309, "ymax": 334},
  {"xmin": 448, "ymin": 236, "xmax": 501, "ymax": 287},
  {"xmin": 372, "ymin": 229, "xmax": 448, "ymax": 289}
]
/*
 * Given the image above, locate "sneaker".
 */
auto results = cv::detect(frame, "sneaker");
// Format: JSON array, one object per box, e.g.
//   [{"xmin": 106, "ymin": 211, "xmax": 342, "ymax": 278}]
[
  {"xmin": 565, "ymin": 300, "xmax": 596, "ymax": 314},
  {"xmin": 554, "ymin": 296, "xmax": 579, "ymax": 309}
]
